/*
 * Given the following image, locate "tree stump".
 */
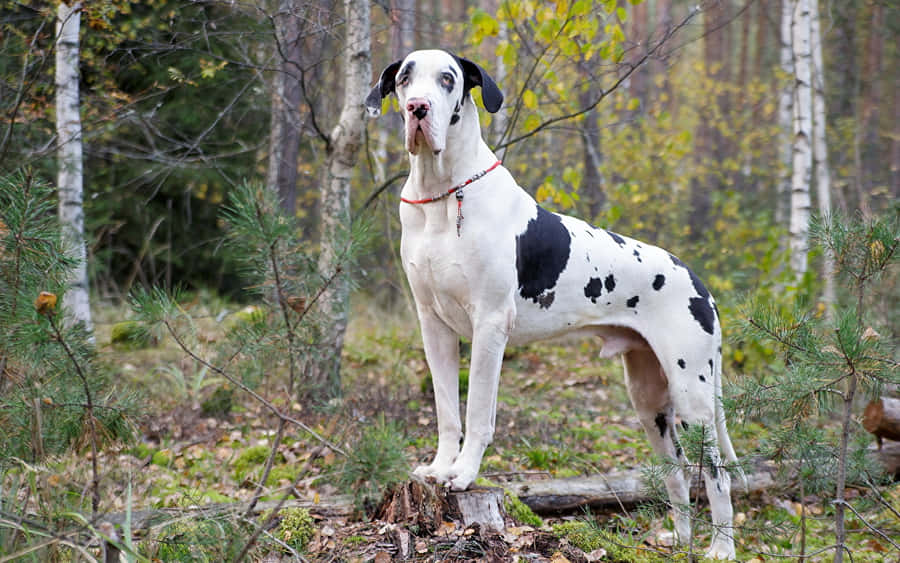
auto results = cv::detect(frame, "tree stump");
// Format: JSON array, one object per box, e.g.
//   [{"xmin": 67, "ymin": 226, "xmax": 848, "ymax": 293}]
[
  {"xmin": 375, "ymin": 477, "xmax": 507, "ymax": 533},
  {"xmin": 863, "ymin": 397, "xmax": 900, "ymax": 447},
  {"xmin": 448, "ymin": 487, "xmax": 506, "ymax": 532}
]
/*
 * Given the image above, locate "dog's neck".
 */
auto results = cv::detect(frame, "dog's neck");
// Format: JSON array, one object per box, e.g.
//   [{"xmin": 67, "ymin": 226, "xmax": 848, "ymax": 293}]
[{"xmin": 405, "ymin": 98, "xmax": 499, "ymax": 199}]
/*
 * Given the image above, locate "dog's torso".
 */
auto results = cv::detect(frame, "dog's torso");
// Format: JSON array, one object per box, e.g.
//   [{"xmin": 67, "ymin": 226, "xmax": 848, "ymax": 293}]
[{"xmin": 400, "ymin": 164, "xmax": 720, "ymax": 360}]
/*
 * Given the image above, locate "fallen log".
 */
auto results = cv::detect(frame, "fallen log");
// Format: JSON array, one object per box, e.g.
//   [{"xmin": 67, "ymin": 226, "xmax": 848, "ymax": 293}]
[
  {"xmin": 863, "ymin": 397, "xmax": 900, "ymax": 446},
  {"xmin": 507, "ymin": 462, "xmax": 780, "ymax": 515}
]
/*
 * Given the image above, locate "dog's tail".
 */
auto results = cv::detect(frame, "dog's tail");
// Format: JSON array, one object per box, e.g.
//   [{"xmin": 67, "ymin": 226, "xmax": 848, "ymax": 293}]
[{"xmin": 714, "ymin": 345, "xmax": 747, "ymax": 492}]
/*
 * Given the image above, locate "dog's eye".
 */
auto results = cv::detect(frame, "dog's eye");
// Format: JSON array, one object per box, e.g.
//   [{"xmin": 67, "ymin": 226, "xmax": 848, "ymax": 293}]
[
  {"xmin": 440, "ymin": 73, "xmax": 455, "ymax": 88},
  {"xmin": 397, "ymin": 74, "xmax": 409, "ymax": 87}
]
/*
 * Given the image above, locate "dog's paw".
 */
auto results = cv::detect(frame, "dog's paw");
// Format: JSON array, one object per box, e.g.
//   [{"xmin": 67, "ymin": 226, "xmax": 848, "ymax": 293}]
[
  {"xmin": 704, "ymin": 542, "xmax": 736, "ymax": 560},
  {"xmin": 447, "ymin": 467, "xmax": 478, "ymax": 491},
  {"xmin": 412, "ymin": 463, "xmax": 453, "ymax": 484}
]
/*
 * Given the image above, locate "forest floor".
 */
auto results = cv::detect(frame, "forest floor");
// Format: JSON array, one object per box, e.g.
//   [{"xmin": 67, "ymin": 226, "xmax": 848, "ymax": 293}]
[{"xmin": 35, "ymin": 297, "xmax": 900, "ymax": 561}]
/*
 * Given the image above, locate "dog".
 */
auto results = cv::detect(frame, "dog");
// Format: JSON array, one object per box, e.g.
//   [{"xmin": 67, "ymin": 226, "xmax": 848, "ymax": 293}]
[{"xmin": 365, "ymin": 49, "xmax": 739, "ymax": 559}]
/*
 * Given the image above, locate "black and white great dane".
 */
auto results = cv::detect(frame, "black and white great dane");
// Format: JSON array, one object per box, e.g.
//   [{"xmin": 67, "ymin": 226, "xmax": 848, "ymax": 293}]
[{"xmin": 365, "ymin": 49, "xmax": 739, "ymax": 559}]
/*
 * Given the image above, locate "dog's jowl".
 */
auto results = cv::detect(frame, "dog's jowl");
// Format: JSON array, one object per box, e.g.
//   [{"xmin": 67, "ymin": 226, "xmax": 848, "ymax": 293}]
[{"xmin": 366, "ymin": 49, "xmax": 740, "ymax": 560}]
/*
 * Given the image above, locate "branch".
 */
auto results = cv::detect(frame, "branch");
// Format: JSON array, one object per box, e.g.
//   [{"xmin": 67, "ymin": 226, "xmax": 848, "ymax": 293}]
[
  {"xmin": 493, "ymin": 6, "xmax": 700, "ymax": 153},
  {"xmin": 162, "ymin": 320, "xmax": 347, "ymax": 457}
]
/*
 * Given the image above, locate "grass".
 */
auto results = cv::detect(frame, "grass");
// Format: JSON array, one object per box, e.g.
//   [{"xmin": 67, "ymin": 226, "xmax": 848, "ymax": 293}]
[{"xmin": 4, "ymin": 295, "xmax": 896, "ymax": 561}]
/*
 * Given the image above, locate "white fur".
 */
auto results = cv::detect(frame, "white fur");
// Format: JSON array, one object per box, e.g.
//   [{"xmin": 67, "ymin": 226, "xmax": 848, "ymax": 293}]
[{"xmin": 372, "ymin": 49, "xmax": 738, "ymax": 559}]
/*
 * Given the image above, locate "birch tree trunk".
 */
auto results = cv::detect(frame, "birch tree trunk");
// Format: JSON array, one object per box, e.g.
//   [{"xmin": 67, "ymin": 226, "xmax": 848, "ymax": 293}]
[
  {"xmin": 789, "ymin": 0, "xmax": 812, "ymax": 276},
  {"xmin": 310, "ymin": 0, "xmax": 370, "ymax": 398},
  {"xmin": 810, "ymin": 0, "xmax": 834, "ymax": 307},
  {"xmin": 775, "ymin": 0, "xmax": 794, "ymax": 234},
  {"xmin": 55, "ymin": 1, "xmax": 92, "ymax": 333}
]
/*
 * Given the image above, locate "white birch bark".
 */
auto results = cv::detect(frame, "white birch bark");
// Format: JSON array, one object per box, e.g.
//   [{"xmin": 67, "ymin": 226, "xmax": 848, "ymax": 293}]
[
  {"xmin": 789, "ymin": 0, "xmax": 813, "ymax": 276},
  {"xmin": 810, "ymin": 0, "xmax": 835, "ymax": 307},
  {"xmin": 312, "ymin": 0, "xmax": 370, "ymax": 396},
  {"xmin": 775, "ymin": 0, "xmax": 794, "ymax": 232},
  {"xmin": 56, "ymin": 1, "xmax": 93, "ymax": 333}
]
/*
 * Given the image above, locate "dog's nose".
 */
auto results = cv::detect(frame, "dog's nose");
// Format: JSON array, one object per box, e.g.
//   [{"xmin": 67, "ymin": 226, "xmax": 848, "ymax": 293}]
[{"xmin": 407, "ymin": 98, "xmax": 429, "ymax": 120}]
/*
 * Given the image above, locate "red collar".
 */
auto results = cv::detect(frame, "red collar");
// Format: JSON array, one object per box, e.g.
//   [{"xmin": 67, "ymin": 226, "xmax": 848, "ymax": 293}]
[
  {"xmin": 400, "ymin": 160, "xmax": 502, "ymax": 205},
  {"xmin": 400, "ymin": 160, "xmax": 502, "ymax": 237}
]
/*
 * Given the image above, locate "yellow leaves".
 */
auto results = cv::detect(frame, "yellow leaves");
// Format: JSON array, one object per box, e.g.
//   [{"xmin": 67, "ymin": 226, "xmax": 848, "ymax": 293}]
[
  {"xmin": 626, "ymin": 97, "xmax": 640, "ymax": 111},
  {"xmin": 471, "ymin": 9, "xmax": 499, "ymax": 43},
  {"xmin": 34, "ymin": 292, "xmax": 57, "ymax": 316},
  {"xmin": 199, "ymin": 58, "xmax": 228, "ymax": 80},
  {"xmin": 522, "ymin": 89, "xmax": 538, "ymax": 110}
]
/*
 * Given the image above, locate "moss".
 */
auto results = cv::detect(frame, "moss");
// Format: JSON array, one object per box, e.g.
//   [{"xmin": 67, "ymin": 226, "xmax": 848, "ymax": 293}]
[
  {"xmin": 504, "ymin": 491, "xmax": 543, "ymax": 527},
  {"xmin": 232, "ymin": 444, "xmax": 283, "ymax": 481},
  {"xmin": 265, "ymin": 464, "xmax": 297, "ymax": 486},
  {"xmin": 552, "ymin": 521, "xmax": 670, "ymax": 562},
  {"xmin": 130, "ymin": 442, "xmax": 154, "ymax": 459},
  {"xmin": 275, "ymin": 507, "xmax": 315, "ymax": 552},
  {"xmin": 110, "ymin": 320, "xmax": 156, "ymax": 349},
  {"xmin": 151, "ymin": 449, "xmax": 171, "ymax": 467}
]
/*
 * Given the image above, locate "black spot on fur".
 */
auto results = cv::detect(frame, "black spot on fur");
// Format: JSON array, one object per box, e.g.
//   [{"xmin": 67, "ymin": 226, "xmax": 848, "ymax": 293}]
[
  {"xmin": 653, "ymin": 274, "xmax": 666, "ymax": 290},
  {"xmin": 674, "ymin": 437, "xmax": 683, "ymax": 459},
  {"xmin": 606, "ymin": 230, "xmax": 626, "ymax": 247},
  {"xmin": 536, "ymin": 291, "xmax": 555, "ymax": 309},
  {"xmin": 708, "ymin": 359, "xmax": 714, "ymax": 368},
  {"xmin": 699, "ymin": 374, "xmax": 706, "ymax": 382},
  {"xmin": 689, "ymin": 298, "xmax": 716, "ymax": 335},
  {"xmin": 604, "ymin": 274, "xmax": 616, "ymax": 293},
  {"xmin": 584, "ymin": 278, "xmax": 604, "ymax": 303},
  {"xmin": 633, "ymin": 249, "xmax": 642, "ymax": 262},
  {"xmin": 626, "ymin": 296, "xmax": 640, "ymax": 308},
  {"xmin": 681, "ymin": 421, "xmax": 690, "ymax": 431},
  {"xmin": 585, "ymin": 229, "xmax": 594, "ymax": 238},
  {"xmin": 450, "ymin": 113, "xmax": 460, "ymax": 125},
  {"xmin": 677, "ymin": 359, "xmax": 686, "ymax": 369},
  {"xmin": 516, "ymin": 206, "xmax": 570, "ymax": 308},
  {"xmin": 669, "ymin": 253, "xmax": 716, "ymax": 335},
  {"xmin": 655, "ymin": 413, "xmax": 667, "ymax": 438}
]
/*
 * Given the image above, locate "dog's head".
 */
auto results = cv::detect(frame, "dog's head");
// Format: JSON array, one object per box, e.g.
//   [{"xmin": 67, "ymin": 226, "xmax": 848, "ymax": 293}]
[{"xmin": 365, "ymin": 50, "xmax": 504, "ymax": 155}]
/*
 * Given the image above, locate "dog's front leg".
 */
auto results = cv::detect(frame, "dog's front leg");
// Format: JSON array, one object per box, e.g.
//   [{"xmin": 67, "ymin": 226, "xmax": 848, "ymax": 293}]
[
  {"xmin": 413, "ymin": 311, "xmax": 462, "ymax": 482},
  {"xmin": 447, "ymin": 313, "xmax": 510, "ymax": 490}
]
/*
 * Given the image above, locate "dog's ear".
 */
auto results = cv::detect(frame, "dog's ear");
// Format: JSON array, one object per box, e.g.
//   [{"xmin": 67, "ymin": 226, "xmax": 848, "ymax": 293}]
[
  {"xmin": 365, "ymin": 59, "xmax": 403, "ymax": 117},
  {"xmin": 457, "ymin": 57, "xmax": 504, "ymax": 113}
]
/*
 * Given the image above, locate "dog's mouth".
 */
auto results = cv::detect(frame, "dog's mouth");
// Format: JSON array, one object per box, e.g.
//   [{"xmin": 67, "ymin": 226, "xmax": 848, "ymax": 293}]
[{"xmin": 405, "ymin": 117, "xmax": 443, "ymax": 155}]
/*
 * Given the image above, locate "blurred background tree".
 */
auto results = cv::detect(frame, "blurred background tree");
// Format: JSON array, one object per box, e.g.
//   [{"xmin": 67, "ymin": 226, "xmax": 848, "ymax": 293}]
[{"xmin": 1, "ymin": 0, "xmax": 897, "ymax": 388}]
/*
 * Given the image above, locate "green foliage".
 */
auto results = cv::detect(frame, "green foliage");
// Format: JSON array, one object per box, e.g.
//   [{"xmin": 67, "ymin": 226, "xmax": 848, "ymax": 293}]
[
  {"xmin": 0, "ymin": 172, "xmax": 136, "ymax": 464},
  {"xmin": 734, "ymin": 212, "xmax": 898, "ymax": 557},
  {"xmin": 272, "ymin": 507, "xmax": 316, "ymax": 553},
  {"xmin": 504, "ymin": 490, "xmax": 543, "ymax": 527},
  {"xmin": 233, "ymin": 445, "xmax": 284, "ymax": 483},
  {"xmin": 111, "ymin": 320, "xmax": 157, "ymax": 349},
  {"xmin": 335, "ymin": 415, "xmax": 409, "ymax": 509},
  {"xmin": 200, "ymin": 385, "xmax": 234, "ymax": 419},
  {"xmin": 553, "ymin": 519, "xmax": 668, "ymax": 562},
  {"xmin": 149, "ymin": 518, "xmax": 247, "ymax": 562}
]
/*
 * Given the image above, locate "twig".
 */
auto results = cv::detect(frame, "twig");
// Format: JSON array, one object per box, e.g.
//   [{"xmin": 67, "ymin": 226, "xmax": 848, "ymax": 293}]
[
  {"xmin": 833, "ymin": 499, "xmax": 900, "ymax": 552},
  {"xmin": 162, "ymin": 320, "xmax": 346, "ymax": 456},
  {"xmin": 46, "ymin": 313, "xmax": 100, "ymax": 516}
]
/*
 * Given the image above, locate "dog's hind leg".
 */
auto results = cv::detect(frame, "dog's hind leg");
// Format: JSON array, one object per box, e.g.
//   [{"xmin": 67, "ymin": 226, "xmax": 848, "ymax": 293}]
[
  {"xmin": 623, "ymin": 350, "xmax": 691, "ymax": 544},
  {"xmin": 413, "ymin": 311, "xmax": 462, "ymax": 483}
]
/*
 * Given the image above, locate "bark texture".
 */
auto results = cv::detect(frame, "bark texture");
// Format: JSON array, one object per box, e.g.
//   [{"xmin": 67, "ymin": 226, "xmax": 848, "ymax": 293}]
[
  {"xmin": 789, "ymin": 0, "xmax": 812, "ymax": 276},
  {"xmin": 809, "ymin": 0, "xmax": 834, "ymax": 307},
  {"xmin": 55, "ymin": 1, "xmax": 92, "ymax": 333},
  {"xmin": 311, "ymin": 0, "xmax": 371, "ymax": 397}
]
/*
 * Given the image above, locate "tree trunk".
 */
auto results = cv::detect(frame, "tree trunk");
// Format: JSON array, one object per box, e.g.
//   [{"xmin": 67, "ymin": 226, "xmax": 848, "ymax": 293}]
[
  {"xmin": 775, "ymin": 0, "xmax": 793, "ymax": 237},
  {"xmin": 55, "ymin": 1, "xmax": 92, "ymax": 334},
  {"xmin": 809, "ymin": 0, "xmax": 834, "ymax": 308},
  {"xmin": 310, "ymin": 0, "xmax": 370, "ymax": 398},
  {"xmin": 789, "ymin": 0, "xmax": 812, "ymax": 276},
  {"xmin": 266, "ymin": 0, "xmax": 306, "ymax": 215}
]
